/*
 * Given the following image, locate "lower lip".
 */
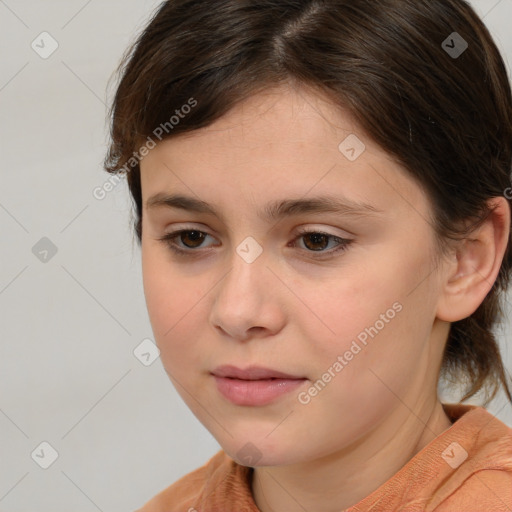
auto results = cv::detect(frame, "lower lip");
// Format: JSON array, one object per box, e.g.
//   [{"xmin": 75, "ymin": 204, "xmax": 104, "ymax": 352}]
[{"xmin": 213, "ymin": 376, "xmax": 307, "ymax": 406}]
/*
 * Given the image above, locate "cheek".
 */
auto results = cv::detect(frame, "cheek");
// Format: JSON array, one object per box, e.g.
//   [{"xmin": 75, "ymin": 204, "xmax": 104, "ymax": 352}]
[
  {"xmin": 299, "ymin": 247, "xmax": 432, "ymax": 372},
  {"xmin": 294, "ymin": 265, "xmax": 400, "ymax": 350},
  {"xmin": 141, "ymin": 246, "xmax": 213, "ymax": 371},
  {"xmin": 142, "ymin": 248, "xmax": 172, "ymax": 333},
  {"xmin": 142, "ymin": 247, "xmax": 191, "ymax": 343}
]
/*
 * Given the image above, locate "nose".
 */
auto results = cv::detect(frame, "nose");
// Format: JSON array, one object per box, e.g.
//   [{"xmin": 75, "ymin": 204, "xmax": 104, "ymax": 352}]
[{"xmin": 208, "ymin": 245, "xmax": 286, "ymax": 341}]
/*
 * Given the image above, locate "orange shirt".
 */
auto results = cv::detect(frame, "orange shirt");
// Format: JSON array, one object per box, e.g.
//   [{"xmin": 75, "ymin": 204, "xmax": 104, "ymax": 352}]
[{"xmin": 136, "ymin": 403, "xmax": 512, "ymax": 511}]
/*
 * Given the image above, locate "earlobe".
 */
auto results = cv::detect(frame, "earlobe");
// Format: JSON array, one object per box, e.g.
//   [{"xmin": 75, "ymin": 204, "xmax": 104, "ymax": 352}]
[{"xmin": 436, "ymin": 197, "xmax": 510, "ymax": 323}]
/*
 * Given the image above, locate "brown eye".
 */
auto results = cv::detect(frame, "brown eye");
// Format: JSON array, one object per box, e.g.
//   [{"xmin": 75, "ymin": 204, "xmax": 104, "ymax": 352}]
[
  {"xmin": 158, "ymin": 228, "xmax": 352, "ymax": 259},
  {"xmin": 292, "ymin": 229, "xmax": 353, "ymax": 258},
  {"xmin": 302, "ymin": 233, "xmax": 330, "ymax": 251},
  {"xmin": 179, "ymin": 230, "xmax": 206, "ymax": 248},
  {"xmin": 157, "ymin": 229, "xmax": 218, "ymax": 257}
]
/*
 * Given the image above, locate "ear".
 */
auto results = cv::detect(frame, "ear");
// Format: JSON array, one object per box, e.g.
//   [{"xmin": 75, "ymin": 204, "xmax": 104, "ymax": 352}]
[{"xmin": 436, "ymin": 196, "xmax": 510, "ymax": 322}]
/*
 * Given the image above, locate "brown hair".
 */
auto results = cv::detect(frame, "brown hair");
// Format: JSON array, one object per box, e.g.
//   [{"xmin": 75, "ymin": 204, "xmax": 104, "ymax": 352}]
[{"xmin": 104, "ymin": 0, "xmax": 512, "ymax": 406}]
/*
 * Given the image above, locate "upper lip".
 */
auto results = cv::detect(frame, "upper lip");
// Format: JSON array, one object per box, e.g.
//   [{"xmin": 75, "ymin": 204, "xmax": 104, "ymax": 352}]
[{"xmin": 211, "ymin": 365, "xmax": 305, "ymax": 380}]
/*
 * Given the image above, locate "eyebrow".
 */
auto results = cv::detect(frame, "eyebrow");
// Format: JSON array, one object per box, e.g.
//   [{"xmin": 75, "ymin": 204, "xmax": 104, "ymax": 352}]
[{"xmin": 145, "ymin": 193, "xmax": 384, "ymax": 221}]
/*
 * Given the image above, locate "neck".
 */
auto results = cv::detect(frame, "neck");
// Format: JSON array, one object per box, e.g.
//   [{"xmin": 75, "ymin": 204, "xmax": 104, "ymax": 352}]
[{"xmin": 252, "ymin": 399, "xmax": 453, "ymax": 512}]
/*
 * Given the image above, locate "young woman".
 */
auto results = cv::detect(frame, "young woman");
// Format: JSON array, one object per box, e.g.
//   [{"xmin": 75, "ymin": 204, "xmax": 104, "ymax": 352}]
[{"xmin": 105, "ymin": 0, "xmax": 512, "ymax": 509}]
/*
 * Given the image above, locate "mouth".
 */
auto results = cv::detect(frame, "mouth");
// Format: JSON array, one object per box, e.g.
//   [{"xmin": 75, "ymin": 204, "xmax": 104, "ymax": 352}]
[
  {"xmin": 211, "ymin": 365, "xmax": 307, "ymax": 406},
  {"xmin": 211, "ymin": 364, "xmax": 304, "ymax": 380}
]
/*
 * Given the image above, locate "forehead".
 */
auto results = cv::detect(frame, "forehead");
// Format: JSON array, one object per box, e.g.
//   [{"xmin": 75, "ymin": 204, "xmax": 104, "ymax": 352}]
[
  {"xmin": 167, "ymin": 85, "xmax": 372, "ymax": 154},
  {"xmin": 139, "ymin": 86, "xmax": 432, "ymax": 225}
]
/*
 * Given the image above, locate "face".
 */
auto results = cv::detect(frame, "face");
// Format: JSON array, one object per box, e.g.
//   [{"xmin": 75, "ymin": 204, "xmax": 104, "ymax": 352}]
[{"xmin": 139, "ymin": 85, "xmax": 450, "ymax": 467}]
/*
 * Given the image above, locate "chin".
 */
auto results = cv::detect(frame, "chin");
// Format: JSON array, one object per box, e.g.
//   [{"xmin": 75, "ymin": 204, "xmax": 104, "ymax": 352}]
[
  {"xmin": 218, "ymin": 435, "xmax": 304, "ymax": 468},
  {"xmin": 228, "ymin": 448, "xmax": 288, "ymax": 468}
]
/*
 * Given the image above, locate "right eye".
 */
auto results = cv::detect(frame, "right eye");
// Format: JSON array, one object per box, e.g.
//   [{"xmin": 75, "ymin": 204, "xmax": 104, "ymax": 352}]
[{"xmin": 157, "ymin": 229, "xmax": 217, "ymax": 256}]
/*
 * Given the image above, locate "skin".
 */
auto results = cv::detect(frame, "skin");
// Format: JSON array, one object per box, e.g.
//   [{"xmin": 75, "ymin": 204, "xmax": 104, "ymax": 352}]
[{"xmin": 139, "ymin": 84, "xmax": 510, "ymax": 512}]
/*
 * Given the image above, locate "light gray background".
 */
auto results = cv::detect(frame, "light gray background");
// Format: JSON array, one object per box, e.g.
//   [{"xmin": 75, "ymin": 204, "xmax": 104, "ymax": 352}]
[{"xmin": 1, "ymin": 1, "xmax": 511, "ymax": 510}]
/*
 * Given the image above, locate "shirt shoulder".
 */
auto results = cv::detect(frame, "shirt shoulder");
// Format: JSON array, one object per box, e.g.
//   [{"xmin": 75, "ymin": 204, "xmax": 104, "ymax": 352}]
[
  {"xmin": 423, "ymin": 404, "xmax": 512, "ymax": 511},
  {"xmin": 134, "ymin": 450, "xmax": 226, "ymax": 512},
  {"xmin": 346, "ymin": 403, "xmax": 512, "ymax": 512},
  {"xmin": 433, "ymin": 469, "xmax": 512, "ymax": 511},
  {"xmin": 135, "ymin": 449, "xmax": 257, "ymax": 512}
]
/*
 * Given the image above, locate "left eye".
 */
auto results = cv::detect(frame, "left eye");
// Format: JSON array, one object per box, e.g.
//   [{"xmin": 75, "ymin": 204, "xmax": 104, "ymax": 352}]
[
  {"xmin": 157, "ymin": 229, "xmax": 353, "ymax": 257},
  {"xmin": 293, "ymin": 229, "xmax": 351, "ymax": 253}
]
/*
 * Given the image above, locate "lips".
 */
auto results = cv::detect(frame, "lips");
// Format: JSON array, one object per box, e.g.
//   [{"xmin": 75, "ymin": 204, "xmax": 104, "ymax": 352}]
[
  {"xmin": 211, "ymin": 364, "xmax": 304, "ymax": 380},
  {"xmin": 211, "ymin": 365, "xmax": 307, "ymax": 406}
]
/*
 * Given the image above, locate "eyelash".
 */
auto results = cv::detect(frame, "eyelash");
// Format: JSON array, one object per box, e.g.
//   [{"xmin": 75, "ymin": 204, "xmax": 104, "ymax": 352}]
[{"xmin": 157, "ymin": 227, "xmax": 353, "ymax": 259}]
